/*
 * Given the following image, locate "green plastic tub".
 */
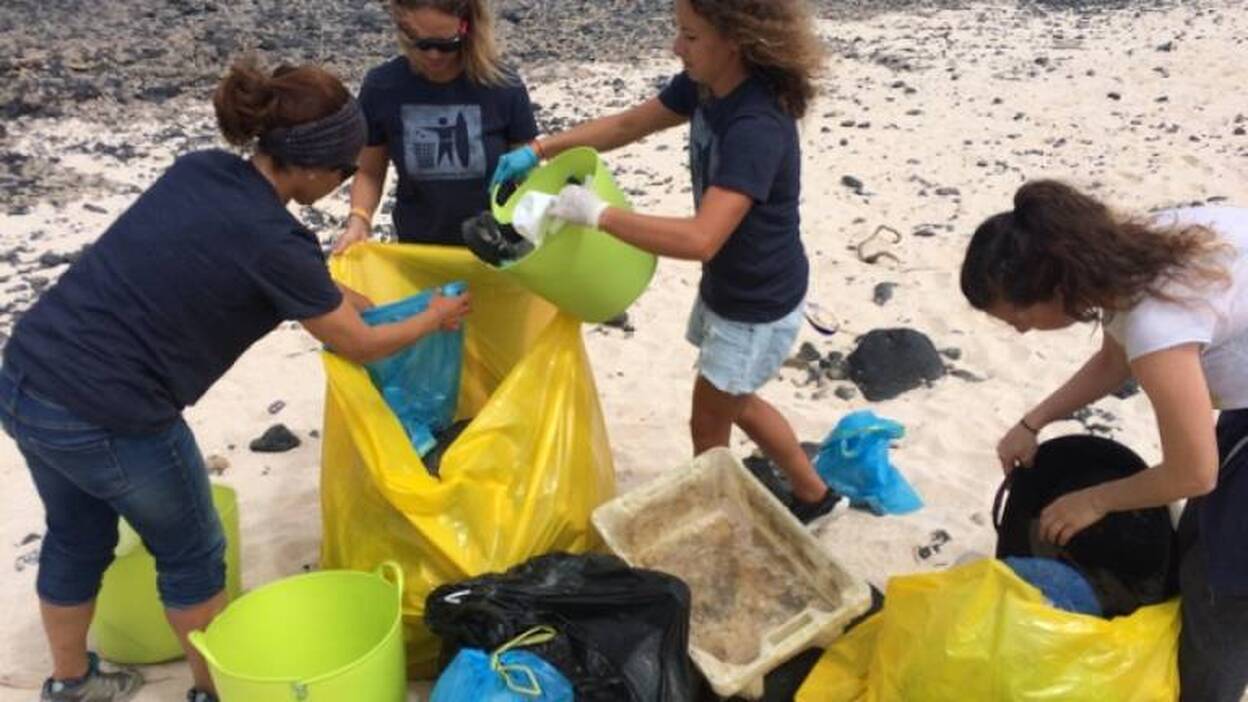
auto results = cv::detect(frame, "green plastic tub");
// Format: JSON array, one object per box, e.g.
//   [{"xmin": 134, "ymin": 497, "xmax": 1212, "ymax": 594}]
[
  {"xmin": 492, "ymin": 147, "xmax": 656, "ymax": 323},
  {"xmin": 90, "ymin": 483, "xmax": 242, "ymax": 664},
  {"xmin": 189, "ymin": 562, "xmax": 406, "ymax": 702}
]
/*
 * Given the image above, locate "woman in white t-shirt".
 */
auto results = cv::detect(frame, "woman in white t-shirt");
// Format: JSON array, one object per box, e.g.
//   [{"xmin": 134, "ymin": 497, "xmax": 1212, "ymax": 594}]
[{"xmin": 960, "ymin": 179, "xmax": 1248, "ymax": 701}]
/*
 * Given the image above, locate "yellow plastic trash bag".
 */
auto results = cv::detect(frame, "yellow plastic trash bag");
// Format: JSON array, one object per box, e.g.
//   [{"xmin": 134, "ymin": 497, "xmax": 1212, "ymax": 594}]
[
  {"xmin": 321, "ymin": 243, "xmax": 616, "ymax": 678},
  {"xmin": 797, "ymin": 559, "xmax": 1179, "ymax": 702}
]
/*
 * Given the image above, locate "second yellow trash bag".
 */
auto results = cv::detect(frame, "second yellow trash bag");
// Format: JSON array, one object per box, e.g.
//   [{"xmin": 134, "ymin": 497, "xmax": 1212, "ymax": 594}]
[
  {"xmin": 321, "ymin": 243, "xmax": 616, "ymax": 678},
  {"xmin": 796, "ymin": 559, "xmax": 1180, "ymax": 702}
]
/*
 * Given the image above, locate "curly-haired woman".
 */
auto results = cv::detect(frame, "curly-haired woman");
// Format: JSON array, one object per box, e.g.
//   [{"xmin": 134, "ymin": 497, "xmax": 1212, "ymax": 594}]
[{"xmin": 491, "ymin": 0, "xmax": 836, "ymax": 523}]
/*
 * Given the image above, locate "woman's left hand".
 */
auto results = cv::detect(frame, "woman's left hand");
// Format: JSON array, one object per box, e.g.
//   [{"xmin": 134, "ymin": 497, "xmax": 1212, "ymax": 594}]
[{"xmin": 1039, "ymin": 487, "xmax": 1107, "ymax": 547}]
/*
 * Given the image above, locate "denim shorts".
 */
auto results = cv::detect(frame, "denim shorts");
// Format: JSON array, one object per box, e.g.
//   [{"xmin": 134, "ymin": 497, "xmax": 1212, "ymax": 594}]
[
  {"xmin": 0, "ymin": 364, "xmax": 225, "ymax": 608},
  {"xmin": 685, "ymin": 297, "xmax": 804, "ymax": 396}
]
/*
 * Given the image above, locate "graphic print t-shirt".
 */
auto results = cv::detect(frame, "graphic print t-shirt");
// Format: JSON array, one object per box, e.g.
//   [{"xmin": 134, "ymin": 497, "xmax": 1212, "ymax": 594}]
[{"xmin": 359, "ymin": 58, "xmax": 538, "ymax": 245}]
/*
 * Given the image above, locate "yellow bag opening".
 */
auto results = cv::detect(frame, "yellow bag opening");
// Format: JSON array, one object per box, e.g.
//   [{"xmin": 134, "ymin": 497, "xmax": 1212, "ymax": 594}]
[
  {"xmin": 321, "ymin": 243, "xmax": 616, "ymax": 677},
  {"xmin": 797, "ymin": 559, "xmax": 1179, "ymax": 702}
]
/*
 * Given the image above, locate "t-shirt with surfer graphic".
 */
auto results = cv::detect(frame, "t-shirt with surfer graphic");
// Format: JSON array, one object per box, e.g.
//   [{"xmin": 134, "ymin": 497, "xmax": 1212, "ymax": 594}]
[{"xmin": 359, "ymin": 57, "xmax": 538, "ymax": 245}]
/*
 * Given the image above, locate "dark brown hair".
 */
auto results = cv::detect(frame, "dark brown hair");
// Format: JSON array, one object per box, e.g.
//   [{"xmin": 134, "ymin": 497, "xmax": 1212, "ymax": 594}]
[
  {"xmin": 961, "ymin": 180, "xmax": 1228, "ymax": 321},
  {"xmin": 213, "ymin": 56, "xmax": 351, "ymax": 150},
  {"xmin": 687, "ymin": 0, "xmax": 824, "ymax": 119}
]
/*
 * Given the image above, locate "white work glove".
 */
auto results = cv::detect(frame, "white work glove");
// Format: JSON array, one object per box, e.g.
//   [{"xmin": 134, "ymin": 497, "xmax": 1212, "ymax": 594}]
[{"xmin": 550, "ymin": 184, "xmax": 609, "ymax": 229}]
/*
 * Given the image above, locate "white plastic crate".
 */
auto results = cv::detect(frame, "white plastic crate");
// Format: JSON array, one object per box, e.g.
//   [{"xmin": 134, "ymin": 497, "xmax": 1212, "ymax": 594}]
[{"xmin": 592, "ymin": 447, "xmax": 873, "ymax": 699}]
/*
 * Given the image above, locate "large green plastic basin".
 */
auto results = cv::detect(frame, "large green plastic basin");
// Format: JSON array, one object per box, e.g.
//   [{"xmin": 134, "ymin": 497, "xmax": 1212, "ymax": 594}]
[
  {"xmin": 492, "ymin": 147, "xmax": 656, "ymax": 323},
  {"xmin": 188, "ymin": 562, "xmax": 406, "ymax": 702},
  {"xmin": 90, "ymin": 483, "xmax": 242, "ymax": 664}
]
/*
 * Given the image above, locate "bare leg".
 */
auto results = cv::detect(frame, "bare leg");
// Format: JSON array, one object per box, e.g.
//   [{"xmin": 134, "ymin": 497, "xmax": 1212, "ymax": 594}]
[
  {"xmin": 40, "ymin": 600, "xmax": 94, "ymax": 680},
  {"xmin": 737, "ymin": 394, "xmax": 828, "ymax": 503},
  {"xmin": 166, "ymin": 590, "xmax": 227, "ymax": 693},
  {"xmin": 690, "ymin": 375, "xmax": 748, "ymax": 455}
]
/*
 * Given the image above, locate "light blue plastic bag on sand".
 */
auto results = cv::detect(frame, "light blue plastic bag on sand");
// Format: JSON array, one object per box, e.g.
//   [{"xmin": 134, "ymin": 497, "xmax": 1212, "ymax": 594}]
[
  {"xmin": 431, "ymin": 627, "xmax": 574, "ymax": 702},
  {"xmin": 814, "ymin": 410, "xmax": 923, "ymax": 515},
  {"xmin": 360, "ymin": 281, "xmax": 465, "ymax": 456}
]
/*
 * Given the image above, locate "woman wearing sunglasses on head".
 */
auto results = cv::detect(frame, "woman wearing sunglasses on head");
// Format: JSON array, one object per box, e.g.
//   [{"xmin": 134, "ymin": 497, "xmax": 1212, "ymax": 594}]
[
  {"xmin": 333, "ymin": 0, "xmax": 538, "ymax": 252},
  {"xmin": 0, "ymin": 57, "xmax": 469, "ymax": 702}
]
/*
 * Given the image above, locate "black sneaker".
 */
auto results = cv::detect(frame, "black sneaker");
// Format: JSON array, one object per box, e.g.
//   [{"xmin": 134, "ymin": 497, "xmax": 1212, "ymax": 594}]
[
  {"xmin": 790, "ymin": 488, "xmax": 843, "ymax": 525},
  {"xmin": 187, "ymin": 689, "xmax": 219, "ymax": 702},
  {"xmin": 743, "ymin": 450, "xmax": 841, "ymax": 525}
]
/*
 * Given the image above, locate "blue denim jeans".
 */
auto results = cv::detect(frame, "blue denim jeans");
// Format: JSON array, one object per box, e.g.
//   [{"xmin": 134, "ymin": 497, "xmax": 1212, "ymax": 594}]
[
  {"xmin": 1176, "ymin": 408, "xmax": 1248, "ymax": 701},
  {"xmin": 0, "ymin": 364, "xmax": 225, "ymax": 608},
  {"xmin": 685, "ymin": 297, "xmax": 804, "ymax": 396}
]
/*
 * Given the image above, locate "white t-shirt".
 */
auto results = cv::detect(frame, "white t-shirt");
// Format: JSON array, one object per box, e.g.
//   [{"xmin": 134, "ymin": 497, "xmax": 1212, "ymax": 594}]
[{"xmin": 1104, "ymin": 207, "xmax": 1248, "ymax": 409}]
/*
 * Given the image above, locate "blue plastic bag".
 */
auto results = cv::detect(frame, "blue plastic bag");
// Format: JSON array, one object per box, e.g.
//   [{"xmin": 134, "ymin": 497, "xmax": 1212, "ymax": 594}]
[
  {"xmin": 1005, "ymin": 556, "xmax": 1103, "ymax": 617},
  {"xmin": 360, "ymin": 281, "xmax": 466, "ymax": 456},
  {"xmin": 814, "ymin": 410, "xmax": 923, "ymax": 515},
  {"xmin": 431, "ymin": 626, "xmax": 574, "ymax": 702}
]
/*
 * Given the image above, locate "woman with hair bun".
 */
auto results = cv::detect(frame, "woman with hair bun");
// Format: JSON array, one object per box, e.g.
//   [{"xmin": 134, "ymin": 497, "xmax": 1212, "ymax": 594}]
[
  {"xmin": 960, "ymin": 180, "xmax": 1248, "ymax": 701},
  {"xmin": 0, "ymin": 58, "xmax": 468, "ymax": 702}
]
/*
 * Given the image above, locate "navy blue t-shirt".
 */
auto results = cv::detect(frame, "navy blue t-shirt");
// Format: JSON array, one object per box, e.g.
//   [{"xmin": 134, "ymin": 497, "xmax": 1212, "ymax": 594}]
[
  {"xmin": 3, "ymin": 149, "xmax": 343, "ymax": 435},
  {"xmin": 359, "ymin": 58, "xmax": 538, "ymax": 245},
  {"xmin": 659, "ymin": 71, "xmax": 808, "ymax": 323}
]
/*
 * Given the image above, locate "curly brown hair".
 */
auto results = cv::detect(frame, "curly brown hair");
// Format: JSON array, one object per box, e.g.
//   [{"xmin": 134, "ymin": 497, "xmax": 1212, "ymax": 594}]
[
  {"xmin": 686, "ymin": 0, "xmax": 825, "ymax": 119},
  {"xmin": 961, "ymin": 180, "xmax": 1229, "ymax": 321}
]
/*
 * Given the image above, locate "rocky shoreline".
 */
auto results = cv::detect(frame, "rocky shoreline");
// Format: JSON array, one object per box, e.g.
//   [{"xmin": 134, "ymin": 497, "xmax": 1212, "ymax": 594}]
[{"xmin": 0, "ymin": 0, "xmax": 1180, "ymax": 121}]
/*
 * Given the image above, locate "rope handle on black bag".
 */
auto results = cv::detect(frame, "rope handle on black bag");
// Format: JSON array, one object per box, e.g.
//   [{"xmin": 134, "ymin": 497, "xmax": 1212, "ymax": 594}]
[{"xmin": 991, "ymin": 468, "xmax": 1017, "ymax": 533}]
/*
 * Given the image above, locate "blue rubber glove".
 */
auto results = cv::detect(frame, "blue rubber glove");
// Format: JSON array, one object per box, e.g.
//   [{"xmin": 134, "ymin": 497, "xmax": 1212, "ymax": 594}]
[{"xmin": 490, "ymin": 146, "xmax": 539, "ymax": 189}]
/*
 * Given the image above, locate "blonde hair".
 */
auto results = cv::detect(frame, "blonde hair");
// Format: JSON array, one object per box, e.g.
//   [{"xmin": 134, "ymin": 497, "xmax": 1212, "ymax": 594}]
[
  {"xmin": 390, "ymin": 0, "xmax": 510, "ymax": 87},
  {"xmin": 687, "ymin": 0, "xmax": 825, "ymax": 118}
]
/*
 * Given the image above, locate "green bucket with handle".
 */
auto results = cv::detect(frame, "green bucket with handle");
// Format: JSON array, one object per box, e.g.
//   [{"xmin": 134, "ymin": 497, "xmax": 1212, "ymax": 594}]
[
  {"xmin": 90, "ymin": 483, "xmax": 242, "ymax": 664},
  {"xmin": 188, "ymin": 562, "xmax": 406, "ymax": 702},
  {"xmin": 491, "ymin": 147, "xmax": 656, "ymax": 323}
]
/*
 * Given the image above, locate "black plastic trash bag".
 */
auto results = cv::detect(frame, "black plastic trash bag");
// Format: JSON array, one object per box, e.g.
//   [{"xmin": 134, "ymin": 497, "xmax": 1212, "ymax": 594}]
[
  {"xmin": 426, "ymin": 552, "xmax": 695, "ymax": 702},
  {"xmin": 461, "ymin": 211, "xmax": 533, "ymax": 267},
  {"xmin": 994, "ymin": 434, "xmax": 1178, "ymax": 617}
]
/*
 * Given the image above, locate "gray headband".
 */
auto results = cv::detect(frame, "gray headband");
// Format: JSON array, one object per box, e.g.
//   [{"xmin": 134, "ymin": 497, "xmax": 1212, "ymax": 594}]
[{"xmin": 258, "ymin": 98, "xmax": 366, "ymax": 168}]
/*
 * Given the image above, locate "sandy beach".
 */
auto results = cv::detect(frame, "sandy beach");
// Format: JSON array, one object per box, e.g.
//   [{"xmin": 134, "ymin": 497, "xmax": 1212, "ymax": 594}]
[{"xmin": 3, "ymin": 0, "xmax": 1247, "ymax": 698}]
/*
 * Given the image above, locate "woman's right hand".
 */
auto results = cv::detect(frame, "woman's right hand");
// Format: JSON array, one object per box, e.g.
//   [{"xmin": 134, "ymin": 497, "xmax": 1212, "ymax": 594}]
[
  {"xmin": 997, "ymin": 422, "xmax": 1039, "ymax": 474},
  {"xmin": 333, "ymin": 216, "xmax": 371, "ymax": 255},
  {"xmin": 489, "ymin": 146, "xmax": 539, "ymax": 189},
  {"xmin": 428, "ymin": 292, "xmax": 471, "ymax": 331}
]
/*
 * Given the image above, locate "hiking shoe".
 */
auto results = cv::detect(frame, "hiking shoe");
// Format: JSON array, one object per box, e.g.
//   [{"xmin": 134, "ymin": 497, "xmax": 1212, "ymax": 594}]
[
  {"xmin": 790, "ymin": 488, "xmax": 843, "ymax": 525},
  {"xmin": 41, "ymin": 653, "xmax": 142, "ymax": 702},
  {"xmin": 187, "ymin": 689, "xmax": 219, "ymax": 702}
]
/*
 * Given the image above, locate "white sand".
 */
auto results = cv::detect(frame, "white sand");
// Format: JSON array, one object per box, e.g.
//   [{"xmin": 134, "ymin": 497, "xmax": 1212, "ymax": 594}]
[{"xmin": 3, "ymin": 2, "xmax": 1247, "ymax": 699}]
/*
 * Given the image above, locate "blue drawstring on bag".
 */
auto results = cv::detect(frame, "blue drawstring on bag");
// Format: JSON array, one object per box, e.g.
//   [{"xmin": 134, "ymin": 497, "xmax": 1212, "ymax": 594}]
[
  {"xmin": 814, "ymin": 410, "xmax": 923, "ymax": 515},
  {"xmin": 359, "ymin": 281, "xmax": 466, "ymax": 456},
  {"xmin": 430, "ymin": 626, "xmax": 574, "ymax": 702}
]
